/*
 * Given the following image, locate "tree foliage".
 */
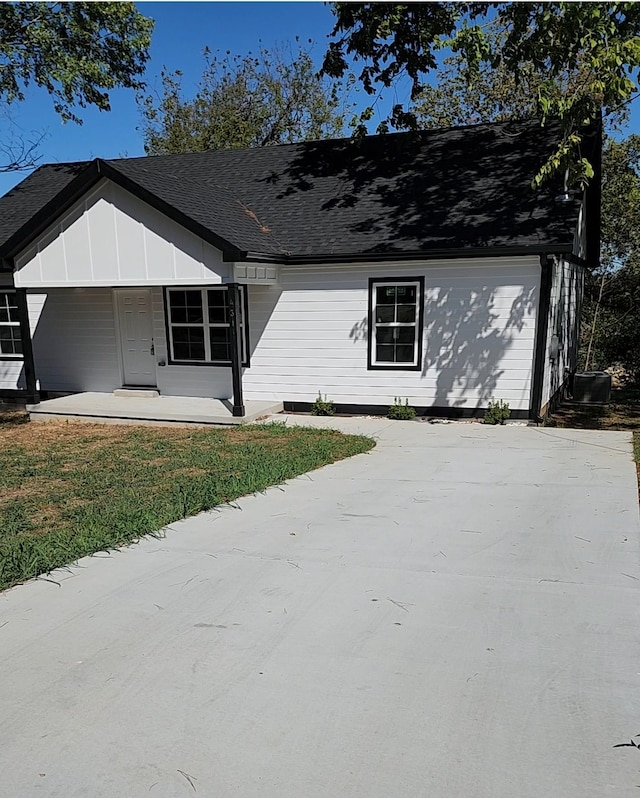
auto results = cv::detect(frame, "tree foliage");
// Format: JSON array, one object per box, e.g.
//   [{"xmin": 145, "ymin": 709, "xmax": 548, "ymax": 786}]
[
  {"xmin": 413, "ymin": 26, "xmax": 629, "ymax": 134},
  {"xmin": 324, "ymin": 2, "xmax": 640, "ymax": 185},
  {"xmin": 139, "ymin": 43, "xmax": 351, "ymax": 156},
  {"xmin": 580, "ymin": 136, "xmax": 640, "ymax": 376},
  {"xmin": 344, "ymin": 10, "xmax": 640, "ymax": 378},
  {"xmin": 0, "ymin": 2, "xmax": 153, "ymax": 171}
]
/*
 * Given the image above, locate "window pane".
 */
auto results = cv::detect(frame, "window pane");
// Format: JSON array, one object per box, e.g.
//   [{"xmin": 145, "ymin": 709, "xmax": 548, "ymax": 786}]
[
  {"xmin": 396, "ymin": 327, "xmax": 415, "ymax": 344},
  {"xmin": 209, "ymin": 327, "xmax": 230, "ymax": 361},
  {"xmin": 376, "ymin": 285, "xmax": 396, "ymax": 305},
  {"xmin": 210, "ymin": 343, "xmax": 231, "ymax": 361},
  {"xmin": 375, "ymin": 305, "xmax": 394, "ymax": 323},
  {"xmin": 208, "ymin": 290, "xmax": 229, "ymax": 324},
  {"xmin": 210, "ymin": 327, "xmax": 230, "ymax": 342},
  {"xmin": 376, "ymin": 327, "xmax": 395, "ymax": 344},
  {"xmin": 376, "ymin": 344, "xmax": 395, "ymax": 362},
  {"xmin": 0, "ymin": 292, "xmax": 18, "ymax": 323},
  {"xmin": 169, "ymin": 290, "xmax": 203, "ymax": 324},
  {"xmin": 208, "ymin": 306, "xmax": 228, "ymax": 324},
  {"xmin": 207, "ymin": 290, "xmax": 227, "ymax": 307},
  {"xmin": 0, "ymin": 327, "xmax": 22, "ymax": 355},
  {"xmin": 396, "ymin": 285, "xmax": 416, "ymax": 303},
  {"xmin": 395, "ymin": 345, "xmax": 414, "ymax": 363},
  {"xmin": 172, "ymin": 326, "xmax": 205, "ymax": 360},
  {"xmin": 396, "ymin": 304, "xmax": 416, "ymax": 323}
]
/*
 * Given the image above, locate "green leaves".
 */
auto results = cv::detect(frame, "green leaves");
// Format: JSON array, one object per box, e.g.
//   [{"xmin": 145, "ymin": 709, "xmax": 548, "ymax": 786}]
[
  {"xmin": 326, "ymin": 2, "xmax": 640, "ymax": 183},
  {"xmin": 139, "ymin": 43, "xmax": 352, "ymax": 155},
  {"xmin": 0, "ymin": 3, "xmax": 153, "ymax": 124}
]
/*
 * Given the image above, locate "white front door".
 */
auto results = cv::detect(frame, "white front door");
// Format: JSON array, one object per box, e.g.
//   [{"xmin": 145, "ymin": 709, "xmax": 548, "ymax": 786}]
[{"xmin": 116, "ymin": 289, "xmax": 156, "ymax": 387}]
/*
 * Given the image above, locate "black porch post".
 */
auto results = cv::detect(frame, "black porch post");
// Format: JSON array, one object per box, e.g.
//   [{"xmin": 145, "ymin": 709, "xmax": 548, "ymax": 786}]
[
  {"xmin": 227, "ymin": 282, "xmax": 245, "ymax": 417},
  {"xmin": 14, "ymin": 287, "xmax": 39, "ymax": 404}
]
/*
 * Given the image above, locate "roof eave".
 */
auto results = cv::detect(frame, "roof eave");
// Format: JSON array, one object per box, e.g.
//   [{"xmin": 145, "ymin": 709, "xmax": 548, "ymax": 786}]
[{"xmin": 239, "ymin": 242, "xmax": 575, "ymax": 266}]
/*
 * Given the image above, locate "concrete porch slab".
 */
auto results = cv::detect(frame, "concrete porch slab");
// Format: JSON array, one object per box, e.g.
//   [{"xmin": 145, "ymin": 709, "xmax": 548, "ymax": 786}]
[{"xmin": 26, "ymin": 392, "xmax": 283, "ymax": 426}]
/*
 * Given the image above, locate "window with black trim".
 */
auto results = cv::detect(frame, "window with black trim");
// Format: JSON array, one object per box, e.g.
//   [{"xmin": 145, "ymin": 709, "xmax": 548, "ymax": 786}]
[
  {"xmin": 0, "ymin": 291, "xmax": 23, "ymax": 358},
  {"xmin": 368, "ymin": 279, "xmax": 423, "ymax": 369},
  {"xmin": 166, "ymin": 287, "xmax": 248, "ymax": 365}
]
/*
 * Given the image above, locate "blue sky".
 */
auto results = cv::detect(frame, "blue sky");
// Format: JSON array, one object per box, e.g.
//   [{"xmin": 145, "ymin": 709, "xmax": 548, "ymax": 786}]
[
  {"xmin": 0, "ymin": 2, "xmax": 363, "ymax": 196},
  {"xmin": 1, "ymin": 1, "xmax": 639, "ymax": 197}
]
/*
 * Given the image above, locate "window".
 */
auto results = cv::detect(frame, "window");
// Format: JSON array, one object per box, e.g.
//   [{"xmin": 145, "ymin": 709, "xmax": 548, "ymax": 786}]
[
  {"xmin": 165, "ymin": 287, "xmax": 248, "ymax": 365},
  {"xmin": 368, "ymin": 278, "xmax": 423, "ymax": 370},
  {"xmin": 0, "ymin": 291, "xmax": 23, "ymax": 358}
]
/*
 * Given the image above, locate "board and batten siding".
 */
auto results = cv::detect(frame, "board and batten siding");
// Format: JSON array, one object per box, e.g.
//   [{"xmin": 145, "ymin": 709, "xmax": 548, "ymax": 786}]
[
  {"xmin": 541, "ymin": 257, "xmax": 584, "ymax": 411},
  {"xmin": 244, "ymin": 257, "xmax": 541, "ymax": 412},
  {"xmin": 13, "ymin": 178, "xmax": 231, "ymax": 288}
]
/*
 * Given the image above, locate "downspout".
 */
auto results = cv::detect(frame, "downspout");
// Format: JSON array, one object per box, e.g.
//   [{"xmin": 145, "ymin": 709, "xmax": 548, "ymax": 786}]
[{"xmin": 529, "ymin": 254, "xmax": 553, "ymax": 423}]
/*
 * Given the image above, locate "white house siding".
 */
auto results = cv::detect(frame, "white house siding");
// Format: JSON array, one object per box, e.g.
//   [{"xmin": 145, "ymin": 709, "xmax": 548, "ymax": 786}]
[
  {"xmin": 0, "ymin": 361, "xmax": 24, "ymax": 391},
  {"xmin": 28, "ymin": 288, "xmax": 121, "ymax": 392},
  {"xmin": 541, "ymin": 257, "xmax": 584, "ymax": 411},
  {"xmin": 14, "ymin": 179, "xmax": 231, "ymax": 288},
  {"xmin": 244, "ymin": 257, "xmax": 541, "ymax": 412}
]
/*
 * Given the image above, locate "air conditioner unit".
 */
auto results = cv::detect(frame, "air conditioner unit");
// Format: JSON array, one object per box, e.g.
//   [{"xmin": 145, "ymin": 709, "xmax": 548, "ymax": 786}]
[{"xmin": 572, "ymin": 372, "xmax": 612, "ymax": 404}]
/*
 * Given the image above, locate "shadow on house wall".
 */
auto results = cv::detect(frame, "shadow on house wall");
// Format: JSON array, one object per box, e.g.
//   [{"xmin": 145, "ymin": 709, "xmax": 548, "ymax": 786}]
[
  {"xmin": 0, "ymin": 361, "xmax": 25, "ymax": 391},
  {"xmin": 351, "ymin": 284, "xmax": 537, "ymax": 407}
]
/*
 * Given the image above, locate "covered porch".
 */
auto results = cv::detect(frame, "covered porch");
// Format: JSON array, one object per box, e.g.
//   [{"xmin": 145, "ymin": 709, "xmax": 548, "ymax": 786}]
[
  {"xmin": 26, "ymin": 392, "xmax": 283, "ymax": 427},
  {"xmin": 8, "ymin": 176, "xmax": 283, "ymax": 419}
]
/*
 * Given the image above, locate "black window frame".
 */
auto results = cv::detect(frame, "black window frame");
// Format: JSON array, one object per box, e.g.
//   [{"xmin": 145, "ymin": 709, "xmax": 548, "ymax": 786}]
[
  {"xmin": 164, "ymin": 286, "xmax": 250, "ymax": 367},
  {"xmin": 367, "ymin": 277, "xmax": 424, "ymax": 371},
  {"xmin": 0, "ymin": 290, "xmax": 24, "ymax": 360}
]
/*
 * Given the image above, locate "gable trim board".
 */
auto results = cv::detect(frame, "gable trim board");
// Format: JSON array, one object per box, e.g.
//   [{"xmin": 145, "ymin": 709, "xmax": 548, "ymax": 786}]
[{"xmin": 0, "ymin": 120, "xmax": 596, "ymax": 417}]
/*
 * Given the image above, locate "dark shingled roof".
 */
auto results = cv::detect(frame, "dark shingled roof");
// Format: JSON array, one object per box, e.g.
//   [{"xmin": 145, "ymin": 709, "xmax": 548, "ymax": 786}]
[{"xmin": 0, "ymin": 119, "xmax": 590, "ymax": 263}]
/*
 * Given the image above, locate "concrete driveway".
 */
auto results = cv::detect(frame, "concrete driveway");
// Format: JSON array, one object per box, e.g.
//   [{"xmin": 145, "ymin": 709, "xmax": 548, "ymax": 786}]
[{"xmin": 1, "ymin": 417, "xmax": 639, "ymax": 797}]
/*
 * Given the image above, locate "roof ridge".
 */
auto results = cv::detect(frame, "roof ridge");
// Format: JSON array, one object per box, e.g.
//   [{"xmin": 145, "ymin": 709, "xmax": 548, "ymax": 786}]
[{"xmin": 105, "ymin": 117, "xmax": 549, "ymax": 165}]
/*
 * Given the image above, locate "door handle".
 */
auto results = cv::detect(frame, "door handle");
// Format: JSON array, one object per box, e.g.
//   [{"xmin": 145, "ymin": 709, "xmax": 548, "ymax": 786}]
[{"xmin": 150, "ymin": 340, "xmax": 155, "ymax": 356}]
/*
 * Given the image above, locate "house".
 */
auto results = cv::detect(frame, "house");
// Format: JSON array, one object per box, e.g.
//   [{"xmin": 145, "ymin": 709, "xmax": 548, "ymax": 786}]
[{"xmin": 0, "ymin": 119, "xmax": 600, "ymax": 422}]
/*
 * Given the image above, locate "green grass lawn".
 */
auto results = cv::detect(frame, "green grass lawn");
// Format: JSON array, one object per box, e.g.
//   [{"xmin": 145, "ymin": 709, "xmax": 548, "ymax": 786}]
[{"xmin": 0, "ymin": 414, "xmax": 374, "ymax": 591}]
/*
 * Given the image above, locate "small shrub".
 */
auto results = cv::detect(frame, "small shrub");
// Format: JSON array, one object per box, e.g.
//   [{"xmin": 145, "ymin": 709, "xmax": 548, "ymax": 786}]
[
  {"xmin": 483, "ymin": 399, "xmax": 511, "ymax": 425},
  {"xmin": 311, "ymin": 392, "xmax": 336, "ymax": 416},
  {"xmin": 388, "ymin": 397, "xmax": 416, "ymax": 420}
]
